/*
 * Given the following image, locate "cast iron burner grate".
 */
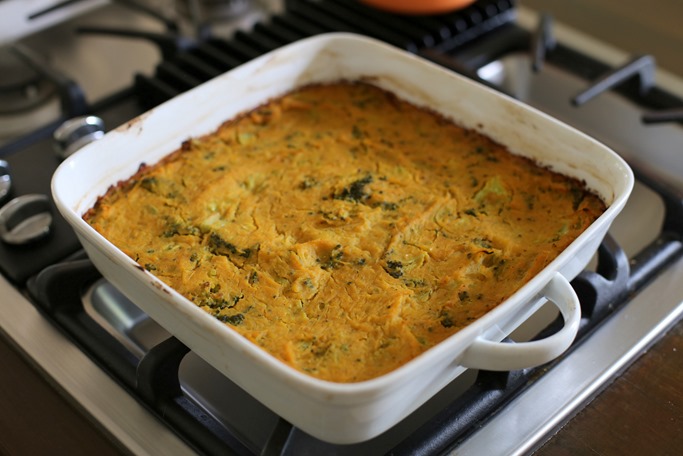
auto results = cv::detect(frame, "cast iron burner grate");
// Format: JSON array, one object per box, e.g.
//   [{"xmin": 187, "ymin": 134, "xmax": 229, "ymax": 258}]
[{"xmin": 134, "ymin": 0, "xmax": 517, "ymax": 109}]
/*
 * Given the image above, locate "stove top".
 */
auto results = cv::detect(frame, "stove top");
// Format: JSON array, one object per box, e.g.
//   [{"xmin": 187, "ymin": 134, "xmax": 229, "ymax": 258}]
[{"xmin": 1, "ymin": 1, "xmax": 683, "ymax": 455}]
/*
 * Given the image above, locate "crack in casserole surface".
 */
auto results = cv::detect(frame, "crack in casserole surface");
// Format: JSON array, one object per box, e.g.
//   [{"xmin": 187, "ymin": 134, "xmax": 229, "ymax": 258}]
[{"xmin": 84, "ymin": 82, "xmax": 605, "ymax": 382}]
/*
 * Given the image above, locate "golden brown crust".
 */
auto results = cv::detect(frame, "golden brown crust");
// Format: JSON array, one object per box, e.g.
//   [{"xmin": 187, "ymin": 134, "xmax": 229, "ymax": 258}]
[{"xmin": 84, "ymin": 82, "xmax": 605, "ymax": 382}]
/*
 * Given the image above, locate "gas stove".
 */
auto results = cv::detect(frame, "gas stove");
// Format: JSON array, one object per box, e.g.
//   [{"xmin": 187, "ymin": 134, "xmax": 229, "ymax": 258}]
[{"xmin": 1, "ymin": 1, "xmax": 682, "ymax": 455}]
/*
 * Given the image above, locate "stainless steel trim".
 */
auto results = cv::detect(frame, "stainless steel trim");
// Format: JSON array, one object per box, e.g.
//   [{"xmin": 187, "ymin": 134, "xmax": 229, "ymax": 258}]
[{"xmin": 0, "ymin": 277, "xmax": 195, "ymax": 455}]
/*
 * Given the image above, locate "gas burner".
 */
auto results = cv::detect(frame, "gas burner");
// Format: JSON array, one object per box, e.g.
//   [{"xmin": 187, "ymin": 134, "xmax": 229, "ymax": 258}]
[
  {"xmin": 0, "ymin": 47, "xmax": 60, "ymax": 144},
  {"xmin": 0, "ymin": 47, "xmax": 57, "ymax": 114},
  {"xmin": 178, "ymin": 0, "xmax": 253, "ymax": 20},
  {"xmin": 173, "ymin": 0, "xmax": 280, "ymax": 38}
]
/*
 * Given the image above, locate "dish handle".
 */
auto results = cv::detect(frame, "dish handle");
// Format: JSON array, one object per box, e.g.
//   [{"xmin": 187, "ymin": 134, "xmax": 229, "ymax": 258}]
[{"xmin": 460, "ymin": 273, "xmax": 581, "ymax": 371}]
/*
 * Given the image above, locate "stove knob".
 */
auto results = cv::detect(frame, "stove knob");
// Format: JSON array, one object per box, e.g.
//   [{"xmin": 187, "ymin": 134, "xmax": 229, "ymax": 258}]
[
  {"xmin": 53, "ymin": 115, "xmax": 105, "ymax": 159},
  {"xmin": 0, "ymin": 194, "xmax": 52, "ymax": 245},
  {"xmin": 0, "ymin": 160, "xmax": 11, "ymax": 205}
]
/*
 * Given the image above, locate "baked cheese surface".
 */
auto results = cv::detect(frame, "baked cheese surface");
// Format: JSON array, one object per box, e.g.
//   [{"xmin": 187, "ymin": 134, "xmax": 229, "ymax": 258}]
[{"xmin": 84, "ymin": 82, "xmax": 605, "ymax": 382}]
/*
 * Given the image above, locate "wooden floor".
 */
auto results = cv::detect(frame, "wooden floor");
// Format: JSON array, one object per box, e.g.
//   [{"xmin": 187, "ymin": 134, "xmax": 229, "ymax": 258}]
[
  {"xmin": 0, "ymin": 339, "xmax": 123, "ymax": 456},
  {"xmin": 535, "ymin": 319, "xmax": 683, "ymax": 455}
]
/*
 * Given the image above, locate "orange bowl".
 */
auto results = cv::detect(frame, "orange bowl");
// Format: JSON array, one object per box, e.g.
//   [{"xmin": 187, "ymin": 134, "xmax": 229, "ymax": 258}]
[{"xmin": 360, "ymin": 0, "xmax": 476, "ymax": 15}]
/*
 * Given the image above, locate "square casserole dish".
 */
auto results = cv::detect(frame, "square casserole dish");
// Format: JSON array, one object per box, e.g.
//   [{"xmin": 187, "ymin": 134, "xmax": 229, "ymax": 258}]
[{"xmin": 52, "ymin": 33, "xmax": 633, "ymax": 444}]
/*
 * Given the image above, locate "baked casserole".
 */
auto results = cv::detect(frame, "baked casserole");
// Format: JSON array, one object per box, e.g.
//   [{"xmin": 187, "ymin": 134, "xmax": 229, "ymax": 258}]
[{"xmin": 84, "ymin": 82, "xmax": 605, "ymax": 382}]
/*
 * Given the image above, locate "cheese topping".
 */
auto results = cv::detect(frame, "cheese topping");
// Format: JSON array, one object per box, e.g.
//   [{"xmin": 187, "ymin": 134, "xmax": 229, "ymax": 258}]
[{"xmin": 84, "ymin": 82, "xmax": 605, "ymax": 382}]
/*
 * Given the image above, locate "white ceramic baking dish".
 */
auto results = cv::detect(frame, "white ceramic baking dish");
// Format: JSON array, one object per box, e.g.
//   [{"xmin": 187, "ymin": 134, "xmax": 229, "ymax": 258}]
[{"xmin": 52, "ymin": 33, "xmax": 633, "ymax": 444}]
